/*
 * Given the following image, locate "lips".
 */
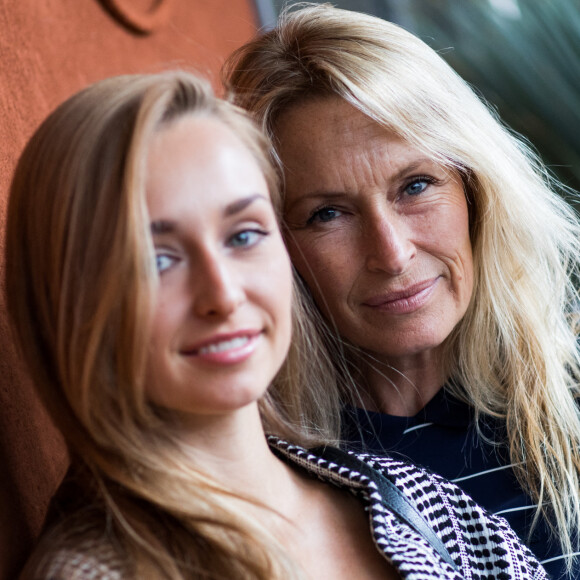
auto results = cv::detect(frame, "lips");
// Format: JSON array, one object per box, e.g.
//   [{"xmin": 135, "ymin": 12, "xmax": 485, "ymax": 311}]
[
  {"xmin": 198, "ymin": 335, "xmax": 251, "ymax": 355},
  {"xmin": 181, "ymin": 330, "xmax": 262, "ymax": 364},
  {"xmin": 363, "ymin": 278, "xmax": 439, "ymax": 313}
]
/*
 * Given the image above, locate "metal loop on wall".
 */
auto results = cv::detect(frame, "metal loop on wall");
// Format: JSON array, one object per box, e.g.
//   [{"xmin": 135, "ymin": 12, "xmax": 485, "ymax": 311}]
[{"xmin": 98, "ymin": 0, "xmax": 174, "ymax": 34}]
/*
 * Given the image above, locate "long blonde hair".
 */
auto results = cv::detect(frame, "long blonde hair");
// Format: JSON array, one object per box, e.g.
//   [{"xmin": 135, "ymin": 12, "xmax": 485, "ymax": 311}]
[
  {"xmin": 6, "ymin": 70, "xmax": 338, "ymax": 579},
  {"xmin": 224, "ymin": 3, "xmax": 580, "ymax": 561}
]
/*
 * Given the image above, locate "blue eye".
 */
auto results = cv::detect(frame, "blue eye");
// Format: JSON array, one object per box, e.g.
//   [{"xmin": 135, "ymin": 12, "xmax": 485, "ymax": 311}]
[
  {"xmin": 405, "ymin": 177, "xmax": 433, "ymax": 196},
  {"xmin": 307, "ymin": 207, "xmax": 342, "ymax": 225},
  {"xmin": 156, "ymin": 254, "xmax": 175, "ymax": 273},
  {"xmin": 228, "ymin": 229, "xmax": 267, "ymax": 248}
]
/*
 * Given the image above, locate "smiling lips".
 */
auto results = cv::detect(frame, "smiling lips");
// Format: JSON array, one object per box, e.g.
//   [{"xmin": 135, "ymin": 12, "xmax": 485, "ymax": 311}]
[
  {"xmin": 363, "ymin": 278, "xmax": 439, "ymax": 314},
  {"xmin": 182, "ymin": 331, "xmax": 262, "ymax": 364}
]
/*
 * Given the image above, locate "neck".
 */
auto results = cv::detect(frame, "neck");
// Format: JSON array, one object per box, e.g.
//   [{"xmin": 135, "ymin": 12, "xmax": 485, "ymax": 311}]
[
  {"xmin": 351, "ymin": 348, "xmax": 446, "ymax": 416},
  {"xmin": 174, "ymin": 404, "xmax": 301, "ymax": 510}
]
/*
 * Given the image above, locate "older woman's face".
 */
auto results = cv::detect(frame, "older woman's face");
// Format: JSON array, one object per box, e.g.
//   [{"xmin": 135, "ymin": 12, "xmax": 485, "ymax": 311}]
[{"xmin": 276, "ymin": 97, "xmax": 473, "ymax": 363}]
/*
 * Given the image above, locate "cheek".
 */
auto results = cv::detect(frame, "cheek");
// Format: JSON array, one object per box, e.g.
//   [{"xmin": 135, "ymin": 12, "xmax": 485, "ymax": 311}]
[
  {"xmin": 263, "ymin": 241, "xmax": 294, "ymax": 325},
  {"xmin": 263, "ymin": 261, "xmax": 294, "ymax": 364},
  {"xmin": 149, "ymin": 293, "xmax": 180, "ymax": 346},
  {"xmin": 459, "ymin": 243, "xmax": 475, "ymax": 306},
  {"xmin": 443, "ymin": 210, "xmax": 474, "ymax": 303},
  {"xmin": 287, "ymin": 234, "xmax": 350, "ymax": 300},
  {"xmin": 149, "ymin": 306, "xmax": 169, "ymax": 350},
  {"xmin": 268, "ymin": 266, "xmax": 293, "ymax": 317},
  {"xmin": 146, "ymin": 306, "xmax": 174, "ymax": 378},
  {"xmin": 453, "ymin": 203, "xmax": 473, "ymax": 275}
]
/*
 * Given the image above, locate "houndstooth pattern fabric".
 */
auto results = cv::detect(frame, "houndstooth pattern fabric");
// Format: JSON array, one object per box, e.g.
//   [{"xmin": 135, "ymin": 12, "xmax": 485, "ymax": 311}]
[
  {"xmin": 40, "ymin": 550, "xmax": 123, "ymax": 580},
  {"xmin": 270, "ymin": 437, "xmax": 547, "ymax": 580},
  {"xmin": 19, "ymin": 525, "xmax": 128, "ymax": 580}
]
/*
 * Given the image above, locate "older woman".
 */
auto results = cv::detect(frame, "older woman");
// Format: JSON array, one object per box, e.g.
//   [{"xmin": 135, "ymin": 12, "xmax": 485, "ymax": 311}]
[{"xmin": 224, "ymin": 4, "xmax": 580, "ymax": 578}]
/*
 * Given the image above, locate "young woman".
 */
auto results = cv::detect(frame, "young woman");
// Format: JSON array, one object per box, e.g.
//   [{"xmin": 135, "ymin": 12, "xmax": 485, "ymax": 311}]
[
  {"xmin": 7, "ymin": 70, "xmax": 546, "ymax": 579},
  {"xmin": 224, "ymin": 5, "xmax": 580, "ymax": 578}
]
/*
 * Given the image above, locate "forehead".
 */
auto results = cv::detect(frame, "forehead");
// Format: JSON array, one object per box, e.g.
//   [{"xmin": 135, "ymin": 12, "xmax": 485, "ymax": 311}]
[
  {"xmin": 274, "ymin": 95, "xmax": 424, "ymax": 169},
  {"xmin": 146, "ymin": 115, "xmax": 269, "ymax": 219},
  {"xmin": 275, "ymin": 96, "xmax": 380, "ymax": 146},
  {"xmin": 149, "ymin": 114, "xmax": 256, "ymax": 172},
  {"xmin": 274, "ymin": 97, "xmax": 433, "ymax": 188}
]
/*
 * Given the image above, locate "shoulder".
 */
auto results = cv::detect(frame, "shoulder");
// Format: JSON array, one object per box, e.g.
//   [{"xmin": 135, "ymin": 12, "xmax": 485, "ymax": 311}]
[
  {"xmin": 270, "ymin": 439, "xmax": 546, "ymax": 577},
  {"xmin": 359, "ymin": 450, "xmax": 505, "ymax": 529},
  {"xmin": 19, "ymin": 511, "xmax": 129, "ymax": 580},
  {"xmin": 357, "ymin": 452, "xmax": 547, "ymax": 578}
]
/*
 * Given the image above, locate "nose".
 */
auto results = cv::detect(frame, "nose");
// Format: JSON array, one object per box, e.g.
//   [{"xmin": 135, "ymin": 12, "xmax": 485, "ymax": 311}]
[
  {"xmin": 364, "ymin": 210, "xmax": 415, "ymax": 275},
  {"xmin": 192, "ymin": 253, "xmax": 244, "ymax": 318}
]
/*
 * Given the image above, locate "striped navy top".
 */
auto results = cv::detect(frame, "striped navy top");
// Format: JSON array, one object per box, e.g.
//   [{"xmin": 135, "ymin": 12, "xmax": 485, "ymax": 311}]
[{"xmin": 342, "ymin": 387, "xmax": 579, "ymax": 580}]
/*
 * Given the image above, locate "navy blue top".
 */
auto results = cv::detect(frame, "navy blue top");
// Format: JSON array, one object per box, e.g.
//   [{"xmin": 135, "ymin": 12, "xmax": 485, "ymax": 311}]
[{"xmin": 342, "ymin": 387, "xmax": 579, "ymax": 579}]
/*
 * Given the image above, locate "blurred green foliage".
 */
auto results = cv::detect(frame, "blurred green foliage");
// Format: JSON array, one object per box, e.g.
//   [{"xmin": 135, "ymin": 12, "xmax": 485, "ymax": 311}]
[
  {"xmin": 406, "ymin": 0, "xmax": 580, "ymax": 197},
  {"xmin": 271, "ymin": 1, "xmax": 580, "ymax": 197}
]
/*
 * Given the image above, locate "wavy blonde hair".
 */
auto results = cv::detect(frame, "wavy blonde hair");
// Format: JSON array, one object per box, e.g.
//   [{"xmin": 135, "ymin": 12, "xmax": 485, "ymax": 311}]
[
  {"xmin": 6, "ymin": 70, "xmax": 339, "ymax": 579},
  {"xmin": 224, "ymin": 3, "xmax": 580, "ymax": 562}
]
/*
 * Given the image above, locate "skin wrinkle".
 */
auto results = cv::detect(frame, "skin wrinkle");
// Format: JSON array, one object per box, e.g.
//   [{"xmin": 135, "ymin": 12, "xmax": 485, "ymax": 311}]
[{"xmin": 277, "ymin": 96, "xmax": 474, "ymax": 416}]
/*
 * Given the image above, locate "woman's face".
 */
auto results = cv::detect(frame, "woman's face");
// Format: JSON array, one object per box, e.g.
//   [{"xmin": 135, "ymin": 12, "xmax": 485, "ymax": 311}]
[
  {"xmin": 145, "ymin": 114, "xmax": 293, "ymax": 420},
  {"xmin": 276, "ymin": 97, "xmax": 473, "ymax": 364}
]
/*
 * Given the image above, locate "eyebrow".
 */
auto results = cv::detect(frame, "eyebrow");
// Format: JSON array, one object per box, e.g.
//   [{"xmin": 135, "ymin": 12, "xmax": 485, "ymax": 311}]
[
  {"xmin": 150, "ymin": 194, "xmax": 269, "ymax": 234},
  {"xmin": 224, "ymin": 193, "xmax": 268, "ymax": 216},
  {"xmin": 390, "ymin": 159, "xmax": 435, "ymax": 181},
  {"xmin": 284, "ymin": 158, "xmax": 438, "ymax": 211}
]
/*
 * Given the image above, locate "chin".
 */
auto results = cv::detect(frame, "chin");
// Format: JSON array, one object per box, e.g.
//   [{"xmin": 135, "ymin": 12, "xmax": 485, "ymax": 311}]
[{"xmin": 355, "ymin": 332, "xmax": 448, "ymax": 361}]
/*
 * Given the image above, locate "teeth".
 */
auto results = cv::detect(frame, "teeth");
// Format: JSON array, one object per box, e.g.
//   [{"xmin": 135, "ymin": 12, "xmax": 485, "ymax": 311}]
[{"xmin": 199, "ymin": 336, "xmax": 250, "ymax": 354}]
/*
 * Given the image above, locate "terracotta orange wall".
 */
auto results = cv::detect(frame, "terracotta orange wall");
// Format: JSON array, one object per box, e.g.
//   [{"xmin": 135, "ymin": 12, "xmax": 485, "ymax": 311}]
[{"xmin": 0, "ymin": 1, "xmax": 258, "ymax": 577}]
